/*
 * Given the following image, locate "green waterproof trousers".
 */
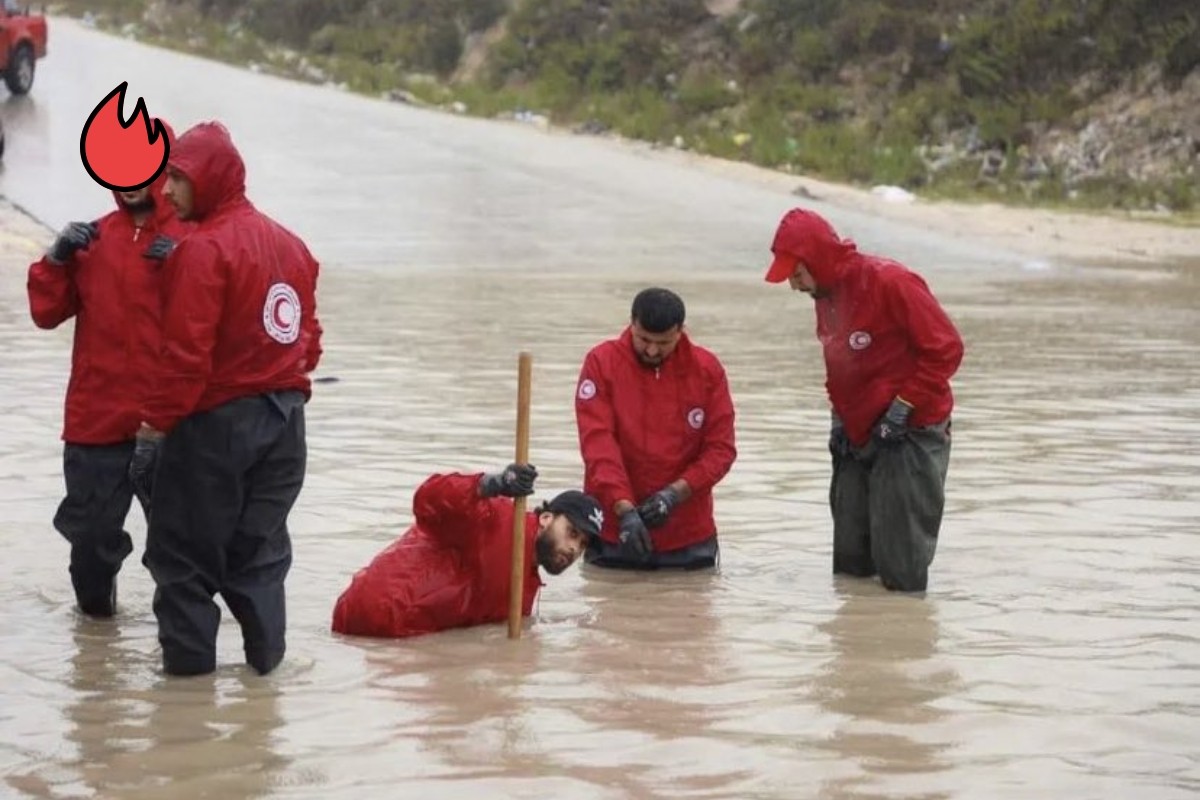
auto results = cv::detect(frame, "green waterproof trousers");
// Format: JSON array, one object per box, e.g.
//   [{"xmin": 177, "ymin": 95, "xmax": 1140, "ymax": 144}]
[{"xmin": 830, "ymin": 420, "xmax": 951, "ymax": 592}]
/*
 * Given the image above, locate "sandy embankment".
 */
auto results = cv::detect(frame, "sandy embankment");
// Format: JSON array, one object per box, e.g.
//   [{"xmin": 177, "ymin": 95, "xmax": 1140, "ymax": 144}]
[{"xmin": 586, "ymin": 134, "xmax": 1200, "ymax": 267}]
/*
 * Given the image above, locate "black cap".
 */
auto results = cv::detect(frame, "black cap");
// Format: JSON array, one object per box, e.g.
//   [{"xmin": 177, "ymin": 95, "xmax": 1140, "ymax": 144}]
[{"xmin": 546, "ymin": 490, "xmax": 605, "ymax": 539}]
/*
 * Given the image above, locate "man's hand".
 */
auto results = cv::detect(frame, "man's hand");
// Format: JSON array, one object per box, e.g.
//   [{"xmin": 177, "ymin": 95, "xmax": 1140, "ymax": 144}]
[
  {"xmin": 142, "ymin": 234, "xmax": 177, "ymax": 261},
  {"xmin": 618, "ymin": 509, "xmax": 653, "ymax": 561},
  {"xmin": 871, "ymin": 398, "xmax": 913, "ymax": 445},
  {"xmin": 47, "ymin": 222, "xmax": 99, "ymax": 265},
  {"xmin": 129, "ymin": 425, "xmax": 164, "ymax": 511},
  {"xmin": 636, "ymin": 486, "xmax": 681, "ymax": 529},
  {"xmin": 479, "ymin": 462, "xmax": 538, "ymax": 498}
]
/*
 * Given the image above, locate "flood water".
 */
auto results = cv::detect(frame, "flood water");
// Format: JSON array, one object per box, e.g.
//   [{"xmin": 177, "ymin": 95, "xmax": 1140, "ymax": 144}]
[{"xmin": 1, "ymin": 17, "xmax": 1198, "ymax": 800}]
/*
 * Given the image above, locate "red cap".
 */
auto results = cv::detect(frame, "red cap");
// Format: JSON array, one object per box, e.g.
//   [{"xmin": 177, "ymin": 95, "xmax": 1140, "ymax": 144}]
[
  {"xmin": 764, "ymin": 251, "xmax": 799, "ymax": 283},
  {"xmin": 763, "ymin": 207, "xmax": 855, "ymax": 287}
]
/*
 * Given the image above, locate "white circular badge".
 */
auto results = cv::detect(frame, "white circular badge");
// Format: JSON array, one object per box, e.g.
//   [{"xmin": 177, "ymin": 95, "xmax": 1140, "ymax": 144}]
[
  {"xmin": 848, "ymin": 330, "xmax": 872, "ymax": 350},
  {"xmin": 578, "ymin": 379, "xmax": 596, "ymax": 400},
  {"xmin": 263, "ymin": 282, "xmax": 301, "ymax": 344},
  {"xmin": 687, "ymin": 407, "xmax": 705, "ymax": 429}
]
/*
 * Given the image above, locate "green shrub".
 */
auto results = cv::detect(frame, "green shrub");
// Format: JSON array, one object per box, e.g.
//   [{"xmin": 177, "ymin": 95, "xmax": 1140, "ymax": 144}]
[{"xmin": 676, "ymin": 75, "xmax": 740, "ymax": 115}]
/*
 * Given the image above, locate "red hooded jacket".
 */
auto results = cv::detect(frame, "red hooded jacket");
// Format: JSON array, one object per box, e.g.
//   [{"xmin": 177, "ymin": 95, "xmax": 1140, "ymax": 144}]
[
  {"xmin": 27, "ymin": 122, "xmax": 192, "ymax": 445},
  {"xmin": 141, "ymin": 122, "xmax": 323, "ymax": 433},
  {"xmin": 575, "ymin": 328, "xmax": 737, "ymax": 552},
  {"xmin": 771, "ymin": 209, "xmax": 964, "ymax": 447},
  {"xmin": 331, "ymin": 473, "xmax": 544, "ymax": 638}
]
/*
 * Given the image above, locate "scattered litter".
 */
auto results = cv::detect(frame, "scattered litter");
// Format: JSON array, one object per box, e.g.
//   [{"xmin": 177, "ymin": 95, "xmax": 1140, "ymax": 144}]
[
  {"xmin": 512, "ymin": 110, "xmax": 550, "ymax": 129},
  {"xmin": 383, "ymin": 89, "xmax": 418, "ymax": 104},
  {"xmin": 870, "ymin": 185, "xmax": 916, "ymax": 203},
  {"xmin": 574, "ymin": 119, "xmax": 609, "ymax": 135}
]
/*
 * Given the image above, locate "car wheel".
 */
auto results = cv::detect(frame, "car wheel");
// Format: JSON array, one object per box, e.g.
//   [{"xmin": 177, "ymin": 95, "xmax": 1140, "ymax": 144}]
[{"xmin": 4, "ymin": 44, "xmax": 35, "ymax": 95}]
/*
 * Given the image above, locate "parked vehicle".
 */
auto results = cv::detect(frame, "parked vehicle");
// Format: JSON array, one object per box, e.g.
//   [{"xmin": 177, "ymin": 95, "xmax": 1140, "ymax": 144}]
[{"xmin": 1, "ymin": 1, "xmax": 48, "ymax": 95}]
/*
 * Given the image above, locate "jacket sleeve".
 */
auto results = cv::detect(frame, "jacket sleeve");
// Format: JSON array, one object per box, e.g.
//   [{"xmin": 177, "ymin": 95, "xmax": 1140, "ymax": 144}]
[
  {"xmin": 574, "ymin": 350, "xmax": 635, "ymax": 512},
  {"xmin": 304, "ymin": 256, "xmax": 324, "ymax": 373},
  {"xmin": 412, "ymin": 472, "xmax": 492, "ymax": 549},
  {"xmin": 27, "ymin": 257, "xmax": 80, "ymax": 329},
  {"xmin": 887, "ymin": 271, "xmax": 965, "ymax": 412},
  {"xmin": 679, "ymin": 361, "xmax": 738, "ymax": 494},
  {"xmin": 141, "ymin": 238, "xmax": 225, "ymax": 433}
]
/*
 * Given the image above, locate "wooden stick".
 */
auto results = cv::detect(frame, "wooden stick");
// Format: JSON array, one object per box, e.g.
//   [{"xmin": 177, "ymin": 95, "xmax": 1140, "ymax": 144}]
[{"xmin": 508, "ymin": 351, "xmax": 533, "ymax": 640}]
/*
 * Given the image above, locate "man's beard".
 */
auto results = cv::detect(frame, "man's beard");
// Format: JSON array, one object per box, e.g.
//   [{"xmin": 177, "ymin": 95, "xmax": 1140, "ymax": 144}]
[
  {"xmin": 122, "ymin": 198, "xmax": 155, "ymax": 213},
  {"xmin": 636, "ymin": 352, "xmax": 663, "ymax": 368},
  {"xmin": 535, "ymin": 531, "xmax": 567, "ymax": 575}
]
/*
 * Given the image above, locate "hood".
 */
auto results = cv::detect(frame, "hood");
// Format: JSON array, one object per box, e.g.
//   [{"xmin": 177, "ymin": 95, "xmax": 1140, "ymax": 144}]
[
  {"xmin": 765, "ymin": 207, "xmax": 858, "ymax": 288},
  {"xmin": 168, "ymin": 121, "xmax": 247, "ymax": 219},
  {"xmin": 111, "ymin": 118, "xmax": 177, "ymax": 224}
]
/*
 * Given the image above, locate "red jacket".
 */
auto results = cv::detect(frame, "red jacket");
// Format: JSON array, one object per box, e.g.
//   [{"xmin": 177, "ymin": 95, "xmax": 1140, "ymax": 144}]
[
  {"xmin": 575, "ymin": 328, "xmax": 737, "ymax": 551},
  {"xmin": 141, "ymin": 122, "xmax": 323, "ymax": 432},
  {"xmin": 791, "ymin": 213, "xmax": 964, "ymax": 446},
  {"xmin": 27, "ymin": 128, "xmax": 192, "ymax": 445},
  {"xmin": 331, "ymin": 473, "xmax": 544, "ymax": 638}
]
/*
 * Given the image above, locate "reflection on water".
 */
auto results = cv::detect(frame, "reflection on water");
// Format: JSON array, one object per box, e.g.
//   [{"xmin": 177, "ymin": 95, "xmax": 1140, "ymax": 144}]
[
  {"xmin": 5, "ymin": 618, "xmax": 287, "ymax": 799},
  {"xmin": 812, "ymin": 582, "xmax": 958, "ymax": 800}
]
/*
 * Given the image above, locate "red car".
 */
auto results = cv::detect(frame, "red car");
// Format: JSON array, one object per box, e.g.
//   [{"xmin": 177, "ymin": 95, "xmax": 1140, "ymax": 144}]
[{"xmin": 1, "ymin": 1, "xmax": 48, "ymax": 95}]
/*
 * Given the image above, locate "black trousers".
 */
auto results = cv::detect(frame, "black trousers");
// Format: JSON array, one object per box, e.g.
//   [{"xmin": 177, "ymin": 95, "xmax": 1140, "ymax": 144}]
[
  {"xmin": 53, "ymin": 442, "xmax": 139, "ymax": 615},
  {"xmin": 830, "ymin": 420, "xmax": 952, "ymax": 593},
  {"xmin": 143, "ymin": 391, "xmax": 307, "ymax": 677},
  {"xmin": 584, "ymin": 534, "xmax": 720, "ymax": 571}
]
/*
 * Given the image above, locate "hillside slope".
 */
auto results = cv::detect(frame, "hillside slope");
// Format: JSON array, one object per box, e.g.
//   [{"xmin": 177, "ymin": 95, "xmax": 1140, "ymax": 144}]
[{"xmin": 52, "ymin": 0, "xmax": 1200, "ymax": 215}]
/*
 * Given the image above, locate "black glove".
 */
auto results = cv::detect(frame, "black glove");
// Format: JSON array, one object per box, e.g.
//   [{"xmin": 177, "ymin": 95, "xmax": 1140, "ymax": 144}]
[
  {"xmin": 829, "ymin": 411, "xmax": 850, "ymax": 458},
  {"xmin": 128, "ymin": 435, "xmax": 162, "ymax": 512},
  {"xmin": 479, "ymin": 462, "xmax": 538, "ymax": 498},
  {"xmin": 618, "ymin": 509, "xmax": 653, "ymax": 561},
  {"xmin": 47, "ymin": 221, "xmax": 99, "ymax": 264},
  {"xmin": 142, "ymin": 234, "xmax": 177, "ymax": 261},
  {"xmin": 871, "ymin": 398, "xmax": 913, "ymax": 445},
  {"xmin": 636, "ymin": 486, "xmax": 681, "ymax": 529}
]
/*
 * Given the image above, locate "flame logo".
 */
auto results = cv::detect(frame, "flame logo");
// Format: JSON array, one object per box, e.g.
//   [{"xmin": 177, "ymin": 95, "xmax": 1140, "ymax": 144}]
[{"xmin": 79, "ymin": 82, "xmax": 170, "ymax": 192}]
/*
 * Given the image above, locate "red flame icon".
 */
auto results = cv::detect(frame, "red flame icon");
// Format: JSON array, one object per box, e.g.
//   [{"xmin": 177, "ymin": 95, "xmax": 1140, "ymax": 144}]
[{"xmin": 79, "ymin": 82, "xmax": 170, "ymax": 192}]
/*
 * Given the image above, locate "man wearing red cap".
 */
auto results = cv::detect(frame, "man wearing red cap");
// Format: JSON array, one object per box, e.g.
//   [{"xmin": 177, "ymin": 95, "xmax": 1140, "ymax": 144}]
[
  {"xmin": 764, "ymin": 207, "xmax": 964, "ymax": 593},
  {"xmin": 27, "ymin": 120, "xmax": 191, "ymax": 618}
]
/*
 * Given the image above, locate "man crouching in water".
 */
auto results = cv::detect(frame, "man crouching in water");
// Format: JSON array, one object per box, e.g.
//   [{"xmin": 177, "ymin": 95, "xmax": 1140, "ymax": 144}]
[{"xmin": 331, "ymin": 463, "xmax": 603, "ymax": 638}]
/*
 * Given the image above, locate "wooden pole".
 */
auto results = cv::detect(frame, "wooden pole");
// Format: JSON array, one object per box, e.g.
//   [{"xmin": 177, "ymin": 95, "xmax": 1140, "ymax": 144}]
[{"xmin": 507, "ymin": 351, "xmax": 533, "ymax": 640}]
